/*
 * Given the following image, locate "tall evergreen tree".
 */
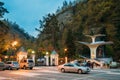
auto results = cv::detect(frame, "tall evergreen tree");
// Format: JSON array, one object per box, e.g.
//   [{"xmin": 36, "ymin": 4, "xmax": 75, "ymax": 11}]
[
  {"xmin": 65, "ymin": 29, "xmax": 76, "ymax": 59},
  {"xmin": 0, "ymin": 1, "xmax": 8, "ymax": 18}
]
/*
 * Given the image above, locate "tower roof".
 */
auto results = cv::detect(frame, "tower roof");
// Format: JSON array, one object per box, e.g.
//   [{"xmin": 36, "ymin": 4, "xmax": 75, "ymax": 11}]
[
  {"xmin": 78, "ymin": 41, "xmax": 113, "ymax": 47},
  {"xmin": 51, "ymin": 50, "xmax": 58, "ymax": 55},
  {"xmin": 85, "ymin": 34, "xmax": 106, "ymax": 38}
]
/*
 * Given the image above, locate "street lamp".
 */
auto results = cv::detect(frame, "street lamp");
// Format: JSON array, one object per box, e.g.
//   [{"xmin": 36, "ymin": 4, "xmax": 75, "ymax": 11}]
[
  {"xmin": 64, "ymin": 48, "xmax": 68, "ymax": 63},
  {"xmin": 11, "ymin": 41, "xmax": 18, "ymax": 47},
  {"xmin": 46, "ymin": 52, "xmax": 49, "ymax": 55},
  {"xmin": 4, "ymin": 55, "xmax": 8, "ymax": 62},
  {"xmin": 64, "ymin": 48, "xmax": 67, "ymax": 52},
  {"xmin": 10, "ymin": 41, "xmax": 18, "ymax": 60},
  {"xmin": 32, "ymin": 50, "xmax": 35, "ymax": 54},
  {"xmin": 31, "ymin": 50, "xmax": 35, "ymax": 64},
  {"xmin": 45, "ymin": 51, "xmax": 49, "ymax": 66},
  {"xmin": 4, "ymin": 55, "xmax": 8, "ymax": 59}
]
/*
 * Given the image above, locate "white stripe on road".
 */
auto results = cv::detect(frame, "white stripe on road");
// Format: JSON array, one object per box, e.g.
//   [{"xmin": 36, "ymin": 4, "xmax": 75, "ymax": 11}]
[
  {"xmin": 93, "ymin": 69, "xmax": 120, "ymax": 75},
  {"xmin": 72, "ymin": 73, "xmax": 104, "ymax": 80},
  {"xmin": 107, "ymin": 71, "xmax": 120, "ymax": 75},
  {"xmin": 35, "ymin": 76, "xmax": 57, "ymax": 80},
  {"xmin": 0, "ymin": 77, "xmax": 15, "ymax": 80},
  {"xmin": 73, "ymin": 70, "xmax": 120, "ymax": 80},
  {"xmin": 10, "ymin": 70, "xmax": 59, "ymax": 78},
  {"xmin": 10, "ymin": 72, "xmax": 40, "ymax": 77},
  {"xmin": 36, "ymin": 69, "xmax": 60, "ymax": 73}
]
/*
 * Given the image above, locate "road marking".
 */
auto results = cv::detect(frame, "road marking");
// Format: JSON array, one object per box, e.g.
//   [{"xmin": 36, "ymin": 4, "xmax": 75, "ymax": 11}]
[
  {"xmin": 10, "ymin": 71, "xmax": 40, "ymax": 77},
  {"xmin": 0, "ymin": 77, "xmax": 15, "ymax": 80},
  {"xmin": 35, "ymin": 76, "xmax": 57, "ymax": 80},
  {"xmin": 72, "ymin": 73, "xmax": 104, "ymax": 80},
  {"xmin": 73, "ymin": 69, "xmax": 120, "ymax": 80},
  {"xmin": 36, "ymin": 69, "xmax": 60, "ymax": 73},
  {"xmin": 93, "ymin": 69, "xmax": 120, "ymax": 75},
  {"xmin": 107, "ymin": 71, "xmax": 120, "ymax": 75}
]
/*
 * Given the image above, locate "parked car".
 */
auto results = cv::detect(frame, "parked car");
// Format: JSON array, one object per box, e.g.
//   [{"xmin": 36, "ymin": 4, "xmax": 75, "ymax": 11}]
[
  {"xmin": 0, "ymin": 62, "xmax": 6, "ymax": 70},
  {"xmin": 5, "ymin": 61, "xmax": 19, "ymax": 70},
  {"xmin": 19, "ymin": 59, "xmax": 34, "ymax": 69},
  {"xmin": 109, "ymin": 61, "xmax": 120, "ymax": 68},
  {"xmin": 58, "ymin": 63, "xmax": 91, "ymax": 74}
]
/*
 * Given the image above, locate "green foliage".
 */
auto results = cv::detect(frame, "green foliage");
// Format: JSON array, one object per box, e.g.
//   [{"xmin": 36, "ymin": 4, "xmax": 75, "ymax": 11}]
[
  {"xmin": 0, "ymin": 1, "xmax": 8, "ymax": 18},
  {"xmin": 36, "ymin": 0, "xmax": 120, "ymax": 60},
  {"xmin": 0, "ymin": 20, "xmax": 9, "ymax": 53},
  {"xmin": 0, "ymin": 19, "xmax": 35, "ymax": 56},
  {"xmin": 65, "ymin": 29, "xmax": 76, "ymax": 59}
]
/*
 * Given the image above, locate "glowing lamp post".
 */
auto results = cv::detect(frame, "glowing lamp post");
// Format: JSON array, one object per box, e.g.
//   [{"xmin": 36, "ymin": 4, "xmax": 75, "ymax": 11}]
[
  {"xmin": 31, "ymin": 50, "xmax": 35, "ymax": 64},
  {"xmin": 64, "ymin": 48, "xmax": 68, "ymax": 63},
  {"xmin": 45, "ymin": 52, "xmax": 49, "ymax": 66},
  {"xmin": 4, "ymin": 56, "xmax": 8, "ymax": 61},
  {"xmin": 12, "ymin": 41, "xmax": 18, "ymax": 47},
  {"xmin": 11, "ymin": 41, "xmax": 18, "ymax": 60},
  {"xmin": 64, "ymin": 48, "xmax": 67, "ymax": 52}
]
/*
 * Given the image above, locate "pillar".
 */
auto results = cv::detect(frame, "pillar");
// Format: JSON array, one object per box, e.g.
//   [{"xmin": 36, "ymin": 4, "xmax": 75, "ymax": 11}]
[
  {"xmin": 50, "ymin": 55, "xmax": 53, "ymax": 66},
  {"xmin": 91, "ymin": 37, "xmax": 95, "ymax": 43},
  {"xmin": 55, "ymin": 57, "xmax": 59, "ymax": 65},
  {"xmin": 65, "ymin": 57, "xmax": 68, "ymax": 63},
  {"xmin": 32, "ymin": 54, "xmax": 35, "ymax": 64},
  {"xmin": 89, "ymin": 46, "xmax": 98, "ymax": 59},
  {"xmin": 45, "ymin": 55, "xmax": 49, "ymax": 66}
]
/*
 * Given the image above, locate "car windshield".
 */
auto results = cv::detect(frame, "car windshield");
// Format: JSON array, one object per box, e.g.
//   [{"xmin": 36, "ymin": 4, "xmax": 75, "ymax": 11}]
[
  {"xmin": 0, "ymin": 62, "xmax": 4, "ymax": 65},
  {"xmin": 74, "ymin": 63, "xmax": 81, "ymax": 67},
  {"xmin": 13, "ymin": 62, "xmax": 18, "ymax": 64},
  {"xmin": 28, "ymin": 60, "xmax": 33, "ymax": 63},
  {"xmin": 7, "ymin": 62, "xmax": 11, "ymax": 64}
]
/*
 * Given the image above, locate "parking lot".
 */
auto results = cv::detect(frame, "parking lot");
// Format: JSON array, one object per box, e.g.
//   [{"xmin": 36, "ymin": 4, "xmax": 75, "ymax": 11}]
[{"xmin": 0, "ymin": 66, "xmax": 120, "ymax": 80}]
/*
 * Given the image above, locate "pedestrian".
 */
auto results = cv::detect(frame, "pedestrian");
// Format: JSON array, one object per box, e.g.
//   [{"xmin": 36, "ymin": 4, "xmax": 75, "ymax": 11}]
[
  {"xmin": 86, "ymin": 61, "xmax": 91, "ymax": 67},
  {"xmin": 91, "ymin": 62, "xmax": 94, "ymax": 69}
]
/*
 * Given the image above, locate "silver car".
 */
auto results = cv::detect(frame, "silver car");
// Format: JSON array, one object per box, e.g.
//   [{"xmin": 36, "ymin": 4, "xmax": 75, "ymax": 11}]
[
  {"xmin": 58, "ymin": 63, "xmax": 90, "ymax": 74},
  {"xmin": 5, "ymin": 61, "xmax": 19, "ymax": 70}
]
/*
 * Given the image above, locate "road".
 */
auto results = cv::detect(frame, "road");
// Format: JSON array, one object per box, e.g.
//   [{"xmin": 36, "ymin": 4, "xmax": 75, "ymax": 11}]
[{"xmin": 0, "ymin": 66, "xmax": 120, "ymax": 80}]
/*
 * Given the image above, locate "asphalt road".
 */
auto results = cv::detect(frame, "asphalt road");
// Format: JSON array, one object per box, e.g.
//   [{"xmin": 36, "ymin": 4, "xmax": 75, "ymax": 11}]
[{"xmin": 0, "ymin": 66, "xmax": 120, "ymax": 80}]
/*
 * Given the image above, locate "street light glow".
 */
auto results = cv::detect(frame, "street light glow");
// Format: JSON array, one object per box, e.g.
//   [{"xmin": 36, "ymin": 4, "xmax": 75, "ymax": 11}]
[
  {"xmin": 46, "ymin": 52, "xmax": 49, "ymax": 55},
  {"xmin": 64, "ymin": 48, "xmax": 67, "ymax": 52},
  {"xmin": 4, "ymin": 56, "xmax": 8, "ymax": 59},
  {"xmin": 12, "ymin": 41, "xmax": 18, "ymax": 47},
  {"xmin": 32, "ymin": 51, "xmax": 35, "ymax": 54}
]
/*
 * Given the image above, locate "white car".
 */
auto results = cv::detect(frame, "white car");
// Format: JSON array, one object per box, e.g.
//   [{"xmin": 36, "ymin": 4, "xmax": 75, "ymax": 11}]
[
  {"xmin": 58, "ymin": 63, "xmax": 91, "ymax": 74},
  {"xmin": 5, "ymin": 61, "xmax": 19, "ymax": 70},
  {"xmin": 19, "ymin": 59, "xmax": 34, "ymax": 69},
  {"xmin": 109, "ymin": 62, "xmax": 120, "ymax": 68}
]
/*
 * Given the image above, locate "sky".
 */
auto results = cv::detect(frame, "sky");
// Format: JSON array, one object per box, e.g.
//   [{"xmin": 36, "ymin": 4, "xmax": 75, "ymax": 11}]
[{"xmin": 1, "ymin": 0, "xmax": 74, "ymax": 37}]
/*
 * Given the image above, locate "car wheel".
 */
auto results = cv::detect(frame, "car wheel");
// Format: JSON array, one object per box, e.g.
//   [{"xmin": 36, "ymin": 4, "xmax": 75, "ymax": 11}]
[
  {"xmin": 78, "ymin": 69, "xmax": 82, "ymax": 74},
  {"xmin": 61, "ymin": 68, "xmax": 65, "ymax": 73},
  {"xmin": 8, "ymin": 67, "xmax": 12, "ymax": 70},
  {"xmin": 2, "ymin": 68, "xmax": 5, "ymax": 71},
  {"xmin": 23, "ymin": 66, "xmax": 26, "ymax": 70},
  {"xmin": 30, "ymin": 67, "xmax": 33, "ymax": 70}
]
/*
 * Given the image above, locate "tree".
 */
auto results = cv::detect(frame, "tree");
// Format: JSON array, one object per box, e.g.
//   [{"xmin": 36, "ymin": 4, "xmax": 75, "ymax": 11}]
[
  {"xmin": 0, "ymin": 1, "xmax": 8, "ymax": 18},
  {"xmin": 0, "ymin": 1, "xmax": 9, "ymax": 53},
  {"xmin": 37, "ymin": 13, "xmax": 59, "ymax": 50},
  {"xmin": 0, "ymin": 21, "xmax": 9, "ymax": 53},
  {"xmin": 36, "ymin": 0, "xmax": 120, "ymax": 60},
  {"xmin": 65, "ymin": 29, "xmax": 76, "ymax": 59}
]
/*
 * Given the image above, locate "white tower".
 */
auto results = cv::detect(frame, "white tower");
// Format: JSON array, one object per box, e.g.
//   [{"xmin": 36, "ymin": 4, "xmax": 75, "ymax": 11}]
[{"xmin": 78, "ymin": 34, "xmax": 113, "ymax": 59}]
